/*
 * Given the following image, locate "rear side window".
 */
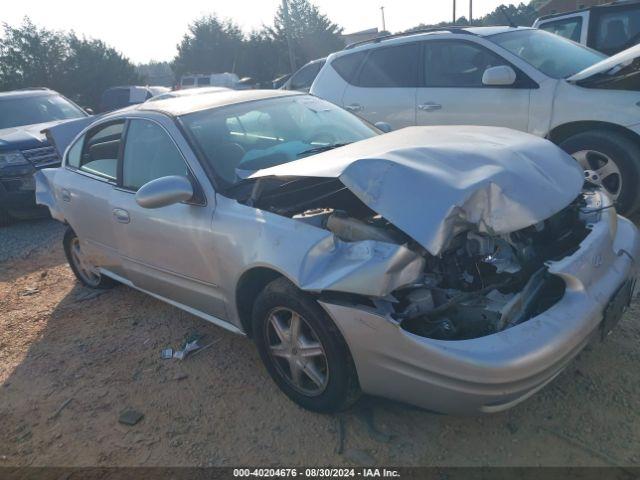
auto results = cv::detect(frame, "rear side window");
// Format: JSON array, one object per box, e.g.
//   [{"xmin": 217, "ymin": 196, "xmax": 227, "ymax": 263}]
[
  {"xmin": 356, "ymin": 43, "xmax": 420, "ymax": 87},
  {"xmin": 122, "ymin": 119, "xmax": 188, "ymax": 191},
  {"xmin": 539, "ymin": 17, "xmax": 583, "ymax": 42},
  {"xmin": 290, "ymin": 62, "xmax": 324, "ymax": 90},
  {"xmin": 331, "ymin": 51, "xmax": 367, "ymax": 84},
  {"xmin": 594, "ymin": 7, "xmax": 640, "ymax": 53},
  {"xmin": 77, "ymin": 122, "xmax": 124, "ymax": 180},
  {"xmin": 424, "ymin": 41, "xmax": 509, "ymax": 87}
]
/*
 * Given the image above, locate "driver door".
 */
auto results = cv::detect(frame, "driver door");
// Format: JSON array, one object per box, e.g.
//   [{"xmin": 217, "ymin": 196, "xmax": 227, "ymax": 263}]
[
  {"xmin": 110, "ymin": 118, "xmax": 226, "ymax": 319},
  {"xmin": 416, "ymin": 39, "xmax": 532, "ymax": 131}
]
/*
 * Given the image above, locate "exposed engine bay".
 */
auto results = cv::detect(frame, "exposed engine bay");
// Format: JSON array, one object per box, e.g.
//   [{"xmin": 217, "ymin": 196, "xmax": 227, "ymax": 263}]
[{"xmin": 232, "ymin": 177, "xmax": 594, "ymax": 341}]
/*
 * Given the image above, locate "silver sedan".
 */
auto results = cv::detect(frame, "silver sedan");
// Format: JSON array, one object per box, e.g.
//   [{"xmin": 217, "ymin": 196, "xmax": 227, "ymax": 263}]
[{"xmin": 36, "ymin": 90, "xmax": 639, "ymax": 413}]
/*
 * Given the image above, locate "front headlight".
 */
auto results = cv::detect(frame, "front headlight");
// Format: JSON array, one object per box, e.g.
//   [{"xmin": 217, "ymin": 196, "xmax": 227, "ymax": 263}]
[{"xmin": 0, "ymin": 151, "xmax": 29, "ymax": 168}]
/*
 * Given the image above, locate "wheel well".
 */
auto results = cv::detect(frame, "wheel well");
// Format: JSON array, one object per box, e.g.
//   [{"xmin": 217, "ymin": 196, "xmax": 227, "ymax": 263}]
[
  {"xmin": 235, "ymin": 267, "xmax": 284, "ymax": 337},
  {"xmin": 548, "ymin": 121, "xmax": 640, "ymax": 146}
]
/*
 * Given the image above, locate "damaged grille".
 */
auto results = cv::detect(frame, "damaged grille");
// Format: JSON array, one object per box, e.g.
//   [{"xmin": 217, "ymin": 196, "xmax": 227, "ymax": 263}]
[{"xmin": 21, "ymin": 145, "xmax": 60, "ymax": 167}]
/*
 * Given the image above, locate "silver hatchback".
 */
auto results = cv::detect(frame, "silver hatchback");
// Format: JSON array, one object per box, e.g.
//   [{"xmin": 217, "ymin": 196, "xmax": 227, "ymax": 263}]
[{"xmin": 36, "ymin": 90, "xmax": 639, "ymax": 413}]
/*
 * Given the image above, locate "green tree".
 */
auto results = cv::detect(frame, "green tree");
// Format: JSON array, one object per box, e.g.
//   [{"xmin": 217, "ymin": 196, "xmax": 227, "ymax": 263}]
[
  {"xmin": 0, "ymin": 18, "xmax": 67, "ymax": 92},
  {"xmin": 0, "ymin": 18, "xmax": 141, "ymax": 110},
  {"xmin": 268, "ymin": 0, "xmax": 344, "ymax": 72},
  {"xmin": 64, "ymin": 35, "xmax": 141, "ymax": 109},
  {"xmin": 172, "ymin": 15, "xmax": 244, "ymax": 78},
  {"xmin": 236, "ymin": 31, "xmax": 281, "ymax": 83}
]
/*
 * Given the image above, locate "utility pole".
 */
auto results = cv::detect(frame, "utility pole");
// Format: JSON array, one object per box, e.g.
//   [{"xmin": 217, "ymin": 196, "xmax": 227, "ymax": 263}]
[
  {"xmin": 452, "ymin": 0, "xmax": 456, "ymax": 23},
  {"xmin": 469, "ymin": 0, "xmax": 473, "ymax": 23},
  {"xmin": 380, "ymin": 6, "xmax": 386, "ymax": 32},
  {"xmin": 282, "ymin": 0, "xmax": 296, "ymax": 73}
]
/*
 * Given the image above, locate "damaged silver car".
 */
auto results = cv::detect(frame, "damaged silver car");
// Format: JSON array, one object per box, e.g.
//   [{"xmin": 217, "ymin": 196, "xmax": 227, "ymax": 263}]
[{"xmin": 36, "ymin": 90, "xmax": 639, "ymax": 413}]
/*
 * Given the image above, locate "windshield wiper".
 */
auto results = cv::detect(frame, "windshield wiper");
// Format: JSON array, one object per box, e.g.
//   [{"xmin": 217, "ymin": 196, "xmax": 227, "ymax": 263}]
[{"xmin": 297, "ymin": 142, "xmax": 351, "ymax": 157}]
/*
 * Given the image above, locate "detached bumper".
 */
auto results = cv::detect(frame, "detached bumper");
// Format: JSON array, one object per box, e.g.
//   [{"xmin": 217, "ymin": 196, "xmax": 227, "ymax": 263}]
[
  {"xmin": 321, "ymin": 205, "xmax": 639, "ymax": 414},
  {"xmin": 0, "ymin": 164, "xmax": 48, "ymax": 218}
]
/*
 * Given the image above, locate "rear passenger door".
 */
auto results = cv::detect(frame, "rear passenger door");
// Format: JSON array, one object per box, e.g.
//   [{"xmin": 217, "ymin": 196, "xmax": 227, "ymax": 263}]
[
  {"xmin": 416, "ymin": 39, "xmax": 532, "ymax": 131},
  {"xmin": 341, "ymin": 42, "xmax": 420, "ymax": 129},
  {"xmin": 60, "ymin": 121, "xmax": 126, "ymax": 276}
]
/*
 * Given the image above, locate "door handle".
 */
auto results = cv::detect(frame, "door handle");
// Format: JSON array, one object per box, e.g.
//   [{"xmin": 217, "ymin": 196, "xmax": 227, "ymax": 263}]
[
  {"xmin": 418, "ymin": 102, "xmax": 442, "ymax": 112},
  {"xmin": 345, "ymin": 103, "xmax": 364, "ymax": 112},
  {"xmin": 112, "ymin": 208, "xmax": 130, "ymax": 224},
  {"xmin": 60, "ymin": 189, "xmax": 71, "ymax": 202}
]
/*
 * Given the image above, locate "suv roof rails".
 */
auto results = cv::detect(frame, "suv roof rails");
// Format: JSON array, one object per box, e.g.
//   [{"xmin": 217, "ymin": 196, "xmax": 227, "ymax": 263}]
[
  {"xmin": 344, "ymin": 26, "xmax": 477, "ymax": 50},
  {"xmin": 537, "ymin": 0, "xmax": 640, "ymax": 21}
]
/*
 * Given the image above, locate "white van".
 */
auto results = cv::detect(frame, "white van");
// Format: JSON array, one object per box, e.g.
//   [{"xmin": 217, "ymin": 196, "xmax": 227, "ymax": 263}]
[{"xmin": 179, "ymin": 73, "xmax": 240, "ymax": 90}]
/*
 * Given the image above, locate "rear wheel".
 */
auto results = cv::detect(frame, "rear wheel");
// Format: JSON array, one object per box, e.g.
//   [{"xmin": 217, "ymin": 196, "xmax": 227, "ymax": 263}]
[
  {"xmin": 559, "ymin": 130, "xmax": 640, "ymax": 215},
  {"xmin": 252, "ymin": 277, "xmax": 360, "ymax": 413},
  {"xmin": 63, "ymin": 227, "xmax": 116, "ymax": 289}
]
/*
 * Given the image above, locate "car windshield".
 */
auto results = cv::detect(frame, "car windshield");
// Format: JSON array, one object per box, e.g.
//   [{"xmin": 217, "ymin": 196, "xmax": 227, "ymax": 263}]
[
  {"xmin": 0, "ymin": 93, "xmax": 85, "ymax": 130},
  {"xmin": 490, "ymin": 29, "xmax": 607, "ymax": 78},
  {"xmin": 180, "ymin": 95, "xmax": 378, "ymax": 186}
]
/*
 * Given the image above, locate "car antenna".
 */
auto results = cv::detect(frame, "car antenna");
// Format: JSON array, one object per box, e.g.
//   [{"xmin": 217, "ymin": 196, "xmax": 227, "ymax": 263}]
[{"xmin": 499, "ymin": 6, "xmax": 518, "ymax": 28}]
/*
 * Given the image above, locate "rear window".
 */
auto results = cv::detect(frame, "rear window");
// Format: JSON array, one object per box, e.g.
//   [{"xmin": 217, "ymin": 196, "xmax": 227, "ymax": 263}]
[
  {"xmin": 289, "ymin": 62, "xmax": 324, "ymax": 90},
  {"xmin": 356, "ymin": 43, "xmax": 420, "ymax": 88},
  {"xmin": 331, "ymin": 51, "xmax": 367, "ymax": 84},
  {"xmin": 539, "ymin": 17, "xmax": 583, "ymax": 42}
]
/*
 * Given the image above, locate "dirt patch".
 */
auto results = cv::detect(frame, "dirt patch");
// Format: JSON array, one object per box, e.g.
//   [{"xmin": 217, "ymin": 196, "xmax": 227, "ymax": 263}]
[{"xmin": 0, "ymin": 223, "xmax": 639, "ymax": 467}]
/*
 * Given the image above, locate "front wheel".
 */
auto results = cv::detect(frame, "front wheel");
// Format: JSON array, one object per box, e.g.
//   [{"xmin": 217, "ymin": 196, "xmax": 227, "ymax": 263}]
[
  {"xmin": 559, "ymin": 130, "xmax": 640, "ymax": 215},
  {"xmin": 63, "ymin": 227, "xmax": 116, "ymax": 289},
  {"xmin": 252, "ymin": 277, "xmax": 360, "ymax": 413}
]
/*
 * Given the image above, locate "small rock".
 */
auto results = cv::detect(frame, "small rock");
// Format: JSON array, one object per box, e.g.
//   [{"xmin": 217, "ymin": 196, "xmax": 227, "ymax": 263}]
[
  {"xmin": 40, "ymin": 271, "xmax": 48, "ymax": 279},
  {"xmin": 507, "ymin": 422, "xmax": 518, "ymax": 434},
  {"xmin": 173, "ymin": 373, "xmax": 189, "ymax": 381},
  {"xmin": 344, "ymin": 448, "xmax": 375, "ymax": 465},
  {"xmin": 118, "ymin": 410, "xmax": 144, "ymax": 426}
]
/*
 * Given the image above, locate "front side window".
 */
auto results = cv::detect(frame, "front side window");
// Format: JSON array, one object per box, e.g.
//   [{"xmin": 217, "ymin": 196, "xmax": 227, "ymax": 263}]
[
  {"xmin": 356, "ymin": 43, "xmax": 420, "ymax": 87},
  {"xmin": 424, "ymin": 41, "xmax": 509, "ymax": 87},
  {"xmin": 76, "ymin": 122, "xmax": 124, "ymax": 180},
  {"xmin": 181, "ymin": 95, "xmax": 378, "ymax": 186},
  {"xmin": 490, "ymin": 29, "xmax": 606, "ymax": 78},
  {"xmin": 538, "ymin": 17, "xmax": 583, "ymax": 42},
  {"xmin": 122, "ymin": 119, "xmax": 189, "ymax": 191},
  {"xmin": 0, "ymin": 93, "xmax": 85, "ymax": 130}
]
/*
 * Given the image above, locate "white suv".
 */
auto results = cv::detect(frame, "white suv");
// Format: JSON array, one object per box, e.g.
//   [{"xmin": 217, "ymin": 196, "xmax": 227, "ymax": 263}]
[{"xmin": 311, "ymin": 26, "xmax": 640, "ymax": 214}]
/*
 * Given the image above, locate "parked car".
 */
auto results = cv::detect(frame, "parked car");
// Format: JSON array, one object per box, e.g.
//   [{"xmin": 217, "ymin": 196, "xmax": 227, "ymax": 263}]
[
  {"xmin": 179, "ymin": 73, "xmax": 240, "ymax": 90},
  {"xmin": 99, "ymin": 86, "xmax": 170, "ymax": 113},
  {"xmin": 36, "ymin": 90, "xmax": 639, "ymax": 414},
  {"xmin": 534, "ymin": 0, "xmax": 640, "ymax": 55},
  {"xmin": 146, "ymin": 86, "xmax": 230, "ymax": 102},
  {"xmin": 0, "ymin": 88, "xmax": 89, "ymax": 225},
  {"xmin": 311, "ymin": 26, "xmax": 640, "ymax": 215},
  {"xmin": 281, "ymin": 58, "xmax": 326, "ymax": 92}
]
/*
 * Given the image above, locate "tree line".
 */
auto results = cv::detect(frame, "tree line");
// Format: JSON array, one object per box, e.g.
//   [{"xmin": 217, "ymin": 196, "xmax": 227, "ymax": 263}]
[{"xmin": 0, "ymin": 1, "xmax": 541, "ymax": 110}]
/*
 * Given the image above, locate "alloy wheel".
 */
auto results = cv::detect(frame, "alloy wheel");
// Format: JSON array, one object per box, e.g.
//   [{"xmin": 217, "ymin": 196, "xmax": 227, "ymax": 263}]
[
  {"xmin": 265, "ymin": 307, "xmax": 329, "ymax": 396},
  {"xmin": 572, "ymin": 150, "xmax": 623, "ymax": 201},
  {"xmin": 70, "ymin": 237, "xmax": 101, "ymax": 287}
]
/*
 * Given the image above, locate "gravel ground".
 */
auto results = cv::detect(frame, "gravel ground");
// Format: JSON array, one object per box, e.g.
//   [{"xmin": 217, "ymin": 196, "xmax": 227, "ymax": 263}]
[
  {"xmin": 0, "ymin": 217, "xmax": 639, "ymax": 467},
  {"xmin": 0, "ymin": 218, "xmax": 65, "ymax": 263}
]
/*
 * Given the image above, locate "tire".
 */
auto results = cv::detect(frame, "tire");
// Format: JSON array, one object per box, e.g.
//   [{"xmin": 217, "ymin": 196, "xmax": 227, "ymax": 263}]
[
  {"xmin": 63, "ymin": 227, "xmax": 116, "ymax": 289},
  {"xmin": 559, "ymin": 130, "xmax": 640, "ymax": 215},
  {"xmin": 0, "ymin": 206, "xmax": 14, "ymax": 227},
  {"xmin": 252, "ymin": 277, "xmax": 361, "ymax": 413}
]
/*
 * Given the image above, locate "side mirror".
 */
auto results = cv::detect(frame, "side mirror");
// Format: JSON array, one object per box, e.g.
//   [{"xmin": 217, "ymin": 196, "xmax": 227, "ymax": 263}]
[
  {"xmin": 374, "ymin": 121, "xmax": 393, "ymax": 133},
  {"xmin": 482, "ymin": 65, "xmax": 517, "ymax": 86},
  {"xmin": 84, "ymin": 107, "xmax": 94, "ymax": 115},
  {"xmin": 135, "ymin": 175, "xmax": 194, "ymax": 209}
]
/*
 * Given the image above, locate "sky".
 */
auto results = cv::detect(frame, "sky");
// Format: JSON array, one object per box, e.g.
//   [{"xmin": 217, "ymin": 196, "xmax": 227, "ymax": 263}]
[{"xmin": 1, "ymin": 0, "xmax": 508, "ymax": 64}]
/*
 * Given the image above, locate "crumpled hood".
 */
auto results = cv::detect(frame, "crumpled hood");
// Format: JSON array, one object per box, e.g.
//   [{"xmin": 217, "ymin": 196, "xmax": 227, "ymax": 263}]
[
  {"xmin": 0, "ymin": 119, "xmax": 73, "ymax": 150},
  {"xmin": 250, "ymin": 126, "xmax": 585, "ymax": 255},
  {"xmin": 568, "ymin": 44, "xmax": 640, "ymax": 83}
]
